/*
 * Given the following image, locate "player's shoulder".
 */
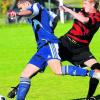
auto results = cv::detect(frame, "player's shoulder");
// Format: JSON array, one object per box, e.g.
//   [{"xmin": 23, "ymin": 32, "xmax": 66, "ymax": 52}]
[
  {"xmin": 26, "ymin": 3, "xmax": 41, "ymax": 19},
  {"xmin": 32, "ymin": 3, "xmax": 41, "ymax": 10},
  {"xmin": 88, "ymin": 10, "xmax": 100, "ymax": 18},
  {"xmin": 90, "ymin": 10, "xmax": 100, "ymax": 17},
  {"xmin": 94, "ymin": 11, "xmax": 100, "ymax": 21}
]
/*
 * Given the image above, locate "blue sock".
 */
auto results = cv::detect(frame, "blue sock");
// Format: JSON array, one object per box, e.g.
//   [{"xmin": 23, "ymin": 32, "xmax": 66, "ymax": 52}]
[
  {"xmin": 61, "ymin": 65, "xmax": 88, "ymax": 76},
  {"xmin": 16, "ymin": 77, "xmax": 31, "ymax": 100},
  {"xmin": 89, "ymin": 70, "xmax": 95, "ymax": 77}
]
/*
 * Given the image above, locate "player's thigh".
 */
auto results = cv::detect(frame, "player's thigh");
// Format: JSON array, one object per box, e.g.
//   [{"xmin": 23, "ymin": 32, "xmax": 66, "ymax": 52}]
[
  {"xmin": 71, "ymin": 49, "xmax": 96, "ymax": 67},
  {"xmin": 29, "ymin": 54, "xmax": 47, "ymax": 71},
  {"xmin": 21, "ymin": 53, "xmax": 47, "ymax": 78},
  {"xmin": 37, "ymin": 43, "xmax": 62, "ymax": 74},
  {"xmin": 47, "ymin": 59, "xmax": 62, "ymax": 75},
  {"xmin": 21, "ymin": 64, "xmax": 40, "ymax": 78},
  {"xmin": 47, "ymin": 43, "xmax": 62, "ymax": 75},
  {"xmin": 84, "ymin": 58, "xmax": 97, "ymax": 67}
]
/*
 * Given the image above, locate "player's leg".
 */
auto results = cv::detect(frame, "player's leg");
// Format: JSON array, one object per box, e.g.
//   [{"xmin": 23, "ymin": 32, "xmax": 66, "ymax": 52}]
[
  {"xmin": 16, "ymin": 52, "xmax": 47, "ymax": 100},
  {"xmin": 47, "ymin": 43, "xmax": 91, "ymax": 76},
  {"xmin": 59, "ymin": 41, "xmax": 100, "ymax": 99},
  {"xmin": 58, "ymin": 37, "xmax": 99, "ymax": 99},
  {"xmin": 84, "ymin": 59, "xmax": 100, "ymax": 99},
  {"xmin": 44, "ymin": 43, "xmax": 62, "ymax": 75},
  {"xmin": 16, "ymin": 64, "xmax": 40, "ymax": 100},
  {"xmin": 48, "ymin": 59, "xmax": 62, "ymax": 75},
  {"xmin": 20, "ymin": 64, "xmax": 40, "ymax": 78},
  {"xmin": 85, "ymin": 59, "xmax": 100, "ymax": 79},
  {"xmin": 86, "ymin": 78, "xmax": 99, "ymax": 100},
  {"xmin": 48, "ymin": 59, "xmax": 92, "ymax": 77},
  {"xmin": 48, "ymin": 59, "xmax": 95, "ymax": 77},
  {"xmin": 46, "ymin": 43, "xmax": 74, "ymax": 75},
  {"xmin": 61, "ymin": 65, "xmax": 94, "ymax": 77},
  {"xmin": 8, "ymin": 64, "xmax": 92, "ymax": 99},
  {"xmin": 58, "ymin": 42, "xmax": 96, "ymax": 77}
]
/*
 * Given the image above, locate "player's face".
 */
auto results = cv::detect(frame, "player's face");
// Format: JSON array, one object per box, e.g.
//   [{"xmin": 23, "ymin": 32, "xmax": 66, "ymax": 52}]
[
  {"xmin": 83, "ymin": 0, "xmax": 95, "ymax": 12},
  {"xmin": 17, "ymin": 1, "xmax": 31, "ymax": 11}
]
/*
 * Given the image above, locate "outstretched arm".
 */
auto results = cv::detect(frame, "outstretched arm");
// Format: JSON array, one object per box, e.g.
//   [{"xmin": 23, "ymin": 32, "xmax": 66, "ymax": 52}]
[
  {"xmin": 16, "ymin": 10, "xmax": 32, "ymax": 16},
  {"xmin": 59, "ymin": 6, "xmax": 89, "ymax": 23},
  {"xmin": 17, "ymin": 3, "xmax": 40, "ymax": 17}
]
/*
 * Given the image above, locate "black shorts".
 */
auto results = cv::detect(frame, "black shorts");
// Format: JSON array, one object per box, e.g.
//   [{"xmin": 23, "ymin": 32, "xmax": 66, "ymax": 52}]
[{"xmin": 58, "ymin": 36, "xmax": 95, "ymax": 67}]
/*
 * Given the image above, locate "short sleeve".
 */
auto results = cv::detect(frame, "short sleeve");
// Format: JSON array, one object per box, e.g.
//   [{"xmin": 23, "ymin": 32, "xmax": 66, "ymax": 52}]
[
  {"xmin": 27, "ymin": 3, "xmax": 41, "ymax": 18},
  {"xmin": 88, "ymin": 12, "xmax": 100, "ymax": 25}
]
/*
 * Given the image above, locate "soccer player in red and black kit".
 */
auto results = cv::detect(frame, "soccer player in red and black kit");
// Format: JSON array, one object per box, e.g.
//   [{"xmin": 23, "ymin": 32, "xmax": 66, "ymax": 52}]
[{"xmin": 59, "ymin": 0, "xmax": 100, "ymax": 99}]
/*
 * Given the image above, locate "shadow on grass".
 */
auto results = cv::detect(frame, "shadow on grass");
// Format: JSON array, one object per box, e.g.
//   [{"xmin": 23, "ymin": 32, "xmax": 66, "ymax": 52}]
[
  {"xmin": 71, "ymin": 98, "xmax": 85, "ymax": 100},
  {"xmin": 71, "ymin": 95, "xmax": 100, "ymax": 100},
  {"xmin": 95, "ymin": 95, "xmax": 100, "ymax": 100}
]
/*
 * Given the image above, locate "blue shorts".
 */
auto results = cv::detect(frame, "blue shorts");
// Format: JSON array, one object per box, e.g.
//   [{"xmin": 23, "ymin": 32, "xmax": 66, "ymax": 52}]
[{"xmin": 28, "ymin": 43, "xmax": 61, "ymax": 70}]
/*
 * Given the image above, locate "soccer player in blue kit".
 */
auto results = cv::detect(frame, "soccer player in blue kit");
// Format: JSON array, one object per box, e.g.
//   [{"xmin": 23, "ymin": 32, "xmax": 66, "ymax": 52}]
[{"xmin": 7, "ymin": 0, "xmax": 100, "ymax": 100}]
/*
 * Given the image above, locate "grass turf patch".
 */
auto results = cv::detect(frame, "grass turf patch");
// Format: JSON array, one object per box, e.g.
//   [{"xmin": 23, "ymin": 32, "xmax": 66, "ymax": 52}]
[{"xmin": 0, "ymin": 22, "xmax": 100, "ymax": 100}]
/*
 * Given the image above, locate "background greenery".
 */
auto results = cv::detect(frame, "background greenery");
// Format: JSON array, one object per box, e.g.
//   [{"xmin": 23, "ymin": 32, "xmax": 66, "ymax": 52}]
[
  {"xmin": 0, "ymin": 22, "xmax": 100, "ymax": 100},
  {"xmin": 0, "ymin": 0, "xmax": 82, "ymax": 7}
]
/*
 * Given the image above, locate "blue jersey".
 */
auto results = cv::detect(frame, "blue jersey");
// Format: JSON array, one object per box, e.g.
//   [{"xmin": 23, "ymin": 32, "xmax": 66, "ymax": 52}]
[{"xmin": 27, "ymin": 3, "xmax": 59, "ymax": 49}]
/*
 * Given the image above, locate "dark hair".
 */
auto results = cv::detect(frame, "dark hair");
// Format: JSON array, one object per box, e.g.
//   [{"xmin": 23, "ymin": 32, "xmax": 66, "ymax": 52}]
[
  {"xmin": 17, "ymin": 0, "xmax": 33, "ymax": 5},
  {"xmin": 95, "ymin": 0, "xmax": 99, "ymax": 9}
]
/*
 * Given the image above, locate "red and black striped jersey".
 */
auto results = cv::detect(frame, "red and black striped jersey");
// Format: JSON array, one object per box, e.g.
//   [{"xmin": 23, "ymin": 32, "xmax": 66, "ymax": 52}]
[{"xmin": 66, "ymin": 9, "xmax": 100, "ymax": 45}]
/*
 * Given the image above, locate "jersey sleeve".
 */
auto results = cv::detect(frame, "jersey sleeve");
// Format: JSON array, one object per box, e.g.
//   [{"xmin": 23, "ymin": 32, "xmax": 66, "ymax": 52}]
[
  {"xmin": 88, "ymin": 12, "xmax": 100, "ymax": 25},
  {"xmin": 48, "ymin": 11, "xmax": 57, "ymax": 28},
  {"xmin": 27, "ymin": 3, "xmax": 41, "ymax": 18}
]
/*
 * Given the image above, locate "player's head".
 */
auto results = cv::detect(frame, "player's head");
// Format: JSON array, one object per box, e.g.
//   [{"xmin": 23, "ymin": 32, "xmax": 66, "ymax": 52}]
[
  {"xmin": 83, "ymin": 0, "xmax": 99, "ymax": 12},
  {"xmin": 17, "ymin": 0, "xmax": 33, "ymax": 10}
]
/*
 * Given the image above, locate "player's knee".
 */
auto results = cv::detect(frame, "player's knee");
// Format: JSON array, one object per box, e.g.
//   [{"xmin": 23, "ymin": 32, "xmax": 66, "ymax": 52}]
[
  {"xmin": 91, "ymin": 63, "xmax": 100, "ymax": 80},
  {"xmin": 93, "ymin": 72, "xmax": 100, "ymax": 80},
  {"xmin": 91, "ymin": 63, "xmax": 100, "ymax": 70}
]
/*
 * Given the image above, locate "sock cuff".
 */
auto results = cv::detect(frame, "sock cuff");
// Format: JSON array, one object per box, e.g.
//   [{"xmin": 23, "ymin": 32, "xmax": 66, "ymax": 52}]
[
  {"xmin": 61, "ymin": 66, "xmax": 68, "ymax": 75},
  {"xmin": 20, "ymin": 77, "xmax": 31, "ymax": 84}
]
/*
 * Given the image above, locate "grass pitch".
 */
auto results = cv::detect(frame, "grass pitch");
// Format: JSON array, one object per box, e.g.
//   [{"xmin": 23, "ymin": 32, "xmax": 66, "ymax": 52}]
[{"xmin": 0, "ymin": 22, "xmax": 100, "ymax": 100}]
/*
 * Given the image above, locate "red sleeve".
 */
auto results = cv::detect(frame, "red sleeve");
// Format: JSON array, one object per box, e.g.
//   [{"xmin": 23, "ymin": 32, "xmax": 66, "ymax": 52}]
[{"xmin": 88, "ymin": 12, "xmax": 100, "ymax": 25}]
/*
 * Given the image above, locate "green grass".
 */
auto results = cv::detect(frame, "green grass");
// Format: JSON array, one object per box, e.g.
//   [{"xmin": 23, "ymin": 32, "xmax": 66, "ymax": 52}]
[
  {"xmin": 0, "ymin": 22, "xmax": 100, "ymax": 100},
  {"xmin": 64, "ymin": 0, "xmax": 82, "ymax": 7}
]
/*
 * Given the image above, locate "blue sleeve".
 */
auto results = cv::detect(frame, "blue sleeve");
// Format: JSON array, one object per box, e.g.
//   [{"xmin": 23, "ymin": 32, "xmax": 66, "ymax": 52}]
[{"xmin": 27, "ymin": 3, "xmax": 41, "ymax": 17}]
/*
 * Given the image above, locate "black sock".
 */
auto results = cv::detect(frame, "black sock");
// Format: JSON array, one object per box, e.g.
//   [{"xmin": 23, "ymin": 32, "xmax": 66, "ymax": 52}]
[{"xmin": 87, "ymin": 78, "xmax": 99, "ymax": 98}]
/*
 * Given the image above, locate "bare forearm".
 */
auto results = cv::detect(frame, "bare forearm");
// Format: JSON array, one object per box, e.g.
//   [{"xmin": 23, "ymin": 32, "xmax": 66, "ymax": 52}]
[
  {"xmin": 17, "ymin": 10, "xmax": 32, "ymax": 16},
  {"xmin": 67, "ymin": 9, "xmax": 89, "ymax": 23},
  {"xmin": 60, "ymin": 6, "xmax": 89, "ymax": 23}
]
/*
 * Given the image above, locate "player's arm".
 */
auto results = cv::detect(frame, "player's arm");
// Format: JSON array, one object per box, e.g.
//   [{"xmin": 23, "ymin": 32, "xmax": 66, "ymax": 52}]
[
  {"xmin": 59, "ymin": 6, "xmax": 89, "ymax": 23},
  {"xmin": 16, "ymin": 3, "xmax": 40, "ymax": 17},
  {"xmin": 16, "ymin": 10, "xmax": 32, "ymax": 16}
]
